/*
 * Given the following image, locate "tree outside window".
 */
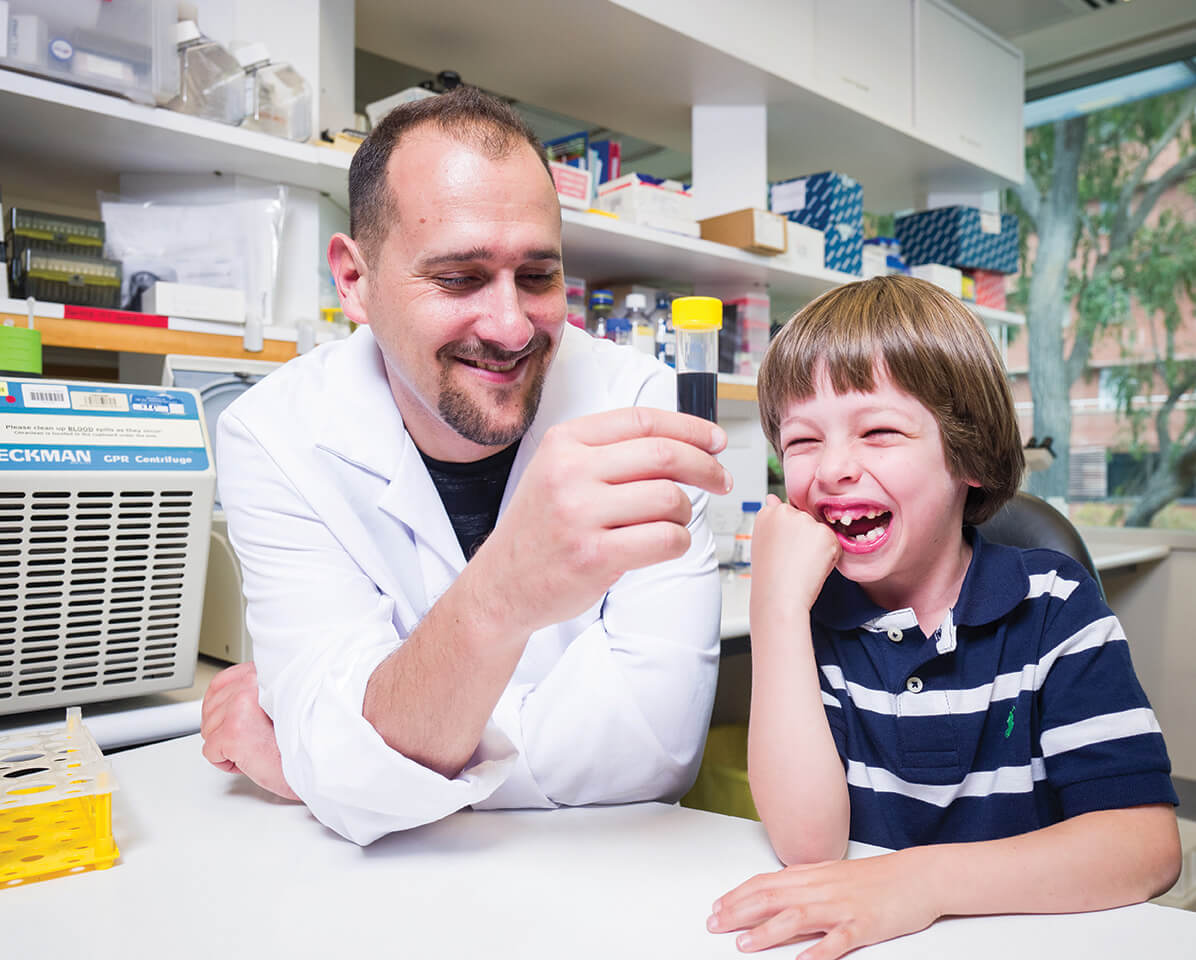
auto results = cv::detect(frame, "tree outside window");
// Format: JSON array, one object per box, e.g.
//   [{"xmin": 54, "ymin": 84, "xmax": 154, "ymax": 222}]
[{"xmin": 1008, "ymin": 74, "xmax": 1196, "ymax": 530}]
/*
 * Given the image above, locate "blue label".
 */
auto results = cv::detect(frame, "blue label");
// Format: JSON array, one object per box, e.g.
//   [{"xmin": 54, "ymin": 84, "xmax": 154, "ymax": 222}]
[
  {"xmin": 0, "ymin": 381, "xmax": 210, "ymax": 472},
  {"xmin": 0, "ymin": 445, "xmax": 209, "ymax": 471},
  {"xmin": 49, "ymin": 38, "xmax": 74, "ymax": 61}
]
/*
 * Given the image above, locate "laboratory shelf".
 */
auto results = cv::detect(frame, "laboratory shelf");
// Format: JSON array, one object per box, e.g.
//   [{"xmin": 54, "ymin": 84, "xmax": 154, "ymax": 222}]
[
  {"xmin": 0, "ymin": 69, "xmax": 351, "ymax": 206},
  {"xmin": 562, "ymin": 209, "xmax": 1025, "ymax": 331},
  {"xmin": 0, "ymin": 304, "xmax": 298, "ymax": 363},
  {"xmin": 970, "ymin": 303, "xmax": 1025, "ymax": 327},
  {"xmin": 357, "ymin": 0, "xmax": 1020, "ymax": 211},
  {"xmin": 562, "ymin": 208, "xmax": 855, "ymax": 300}
]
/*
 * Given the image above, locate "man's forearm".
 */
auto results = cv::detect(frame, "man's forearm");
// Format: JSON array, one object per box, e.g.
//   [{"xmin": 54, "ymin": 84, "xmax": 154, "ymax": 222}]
[
  {"xmin": 363, "ymin": 557, "xmax": 531, "ymax": 779},
  {"xmin": 749, "ymin": 614, "xmax": 850, "ymax": 865},
  {"xmin": 911, "ymin": 804, "xmax": 1181, "ymax": 918}
]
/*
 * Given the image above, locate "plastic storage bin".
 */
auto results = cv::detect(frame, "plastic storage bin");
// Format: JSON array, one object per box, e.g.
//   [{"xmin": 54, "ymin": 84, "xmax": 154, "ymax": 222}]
[
  {"xmin": 0, "ymin": 707, "xmax": 119, "ymax": 885},
  {"xmin": 681, "ymin": 723, "xmax": 760, "ymax": 821},
  {"xmin": 0, "ymin": 0, "xmax": 179, "ymax": 106},
  {"xmin": 12, "ymin": 249, "xmax": 122, "ymax": 308}
]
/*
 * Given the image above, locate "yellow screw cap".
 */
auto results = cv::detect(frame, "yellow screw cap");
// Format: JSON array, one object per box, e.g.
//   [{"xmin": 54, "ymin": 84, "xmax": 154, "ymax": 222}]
[{"xmin": 671, "ymin": 296, "xmax": 723, "ymax": 330}]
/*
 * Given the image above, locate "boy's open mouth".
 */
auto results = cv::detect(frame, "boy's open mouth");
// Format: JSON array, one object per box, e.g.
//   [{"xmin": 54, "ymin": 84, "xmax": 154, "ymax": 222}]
[{"xmin": 821, "ymin": 507, "xmax": 892, "ymax": 545}]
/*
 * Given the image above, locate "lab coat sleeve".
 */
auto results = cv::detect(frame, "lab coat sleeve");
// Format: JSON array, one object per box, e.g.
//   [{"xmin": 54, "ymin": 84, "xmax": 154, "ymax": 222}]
[
  {"xmin": 218, "ymin": 412, "xmax": 519, "ymax": 844},
  {"xmin": 475, "ymin": 372, "xmax": 722, "ymax": 810}
]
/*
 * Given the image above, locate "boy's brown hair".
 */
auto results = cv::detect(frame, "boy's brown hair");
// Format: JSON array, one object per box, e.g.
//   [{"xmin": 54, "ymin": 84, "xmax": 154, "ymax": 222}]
[{"xmin": 757, "ymin": 275, "xmax": 1024, "ymax": 525}]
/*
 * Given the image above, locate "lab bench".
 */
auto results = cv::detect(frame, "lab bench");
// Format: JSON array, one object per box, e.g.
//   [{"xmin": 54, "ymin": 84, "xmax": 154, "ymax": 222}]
[{"xmin": 3, "ymin": 732, "xmax": 1194, "ymax": 958}]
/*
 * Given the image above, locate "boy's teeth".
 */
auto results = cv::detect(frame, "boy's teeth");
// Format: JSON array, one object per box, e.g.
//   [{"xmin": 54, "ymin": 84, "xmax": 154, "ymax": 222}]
[{"xmin": 832, "ymin": 509, "xmax": 882, "ymax": 525}]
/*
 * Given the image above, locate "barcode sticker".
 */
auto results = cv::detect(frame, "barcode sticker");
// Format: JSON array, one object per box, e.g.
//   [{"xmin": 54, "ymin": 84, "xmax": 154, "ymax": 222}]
[
  {"xmin": 21, "ymin": 384, "xmax": 70, "ymax": 409},
  {"xmin": 71, "ymin": 392, "xmax": 130, "ymax": 413}
]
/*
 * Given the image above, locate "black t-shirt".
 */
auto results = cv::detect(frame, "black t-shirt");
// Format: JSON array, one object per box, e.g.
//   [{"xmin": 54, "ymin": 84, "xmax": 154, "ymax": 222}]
[{"xmin": 417, "ymin": 441, "xmax": 521, "ymax": 560}]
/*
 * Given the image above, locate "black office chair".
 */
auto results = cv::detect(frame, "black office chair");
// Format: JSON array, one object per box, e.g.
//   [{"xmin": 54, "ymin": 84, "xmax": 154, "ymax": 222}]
[{"xmin": 977, "ymin": 491, "xmax": 1104, "ymax": 599}]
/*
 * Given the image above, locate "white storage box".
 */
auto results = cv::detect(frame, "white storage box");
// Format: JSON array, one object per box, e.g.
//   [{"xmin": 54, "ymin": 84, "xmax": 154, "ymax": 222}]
[
  {"xmin": 142, "ymin": 282, "xmax": 246, "ymax": 325},
  {"xmin": 0, "ymin": 0, "xmax": 179, "ymax": 106},
  {"xmin": 911, "ymin": 263, "xmax": 963, "ymax": 298},
  {"xmin": 596, "ymin": 174, "xmax": 699, "ymax": 237},
  {"xmin": 778, "ymin": 221, "xmax": 825, "ymax": 272}
]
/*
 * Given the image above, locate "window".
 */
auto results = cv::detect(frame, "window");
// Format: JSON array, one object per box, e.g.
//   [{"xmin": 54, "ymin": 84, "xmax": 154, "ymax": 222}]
[{"xmin": 1010, "ymin": 62, "xmax": 1196, "ymax": 531}]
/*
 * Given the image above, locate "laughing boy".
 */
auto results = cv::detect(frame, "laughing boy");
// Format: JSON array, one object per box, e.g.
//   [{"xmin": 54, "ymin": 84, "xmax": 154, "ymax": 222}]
[{"xmin": 707, "ymin": 276, "xmax": 1181, "ymax": 960}]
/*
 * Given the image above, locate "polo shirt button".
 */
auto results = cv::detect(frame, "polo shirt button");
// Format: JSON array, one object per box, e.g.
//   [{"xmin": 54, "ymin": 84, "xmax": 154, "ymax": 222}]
[
  {"xmin": 906, "ymin": 676, "xmax": 923, "ymax": 693},
  {"xmin": 887, "ymin": 627, "xmax": 903, "ymax": 643}
]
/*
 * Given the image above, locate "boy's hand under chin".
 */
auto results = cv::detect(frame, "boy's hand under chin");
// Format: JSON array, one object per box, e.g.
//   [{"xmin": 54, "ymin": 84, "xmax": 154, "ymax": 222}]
[{"xmin": 751, "ymin": 494, "xmax": 841, "ymax": 620}]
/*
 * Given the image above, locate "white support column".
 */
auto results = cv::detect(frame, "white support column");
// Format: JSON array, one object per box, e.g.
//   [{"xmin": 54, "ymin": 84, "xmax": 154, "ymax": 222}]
[{"xmin": 691, "ymin": 104, "xmax": 768, "ymax": 221}]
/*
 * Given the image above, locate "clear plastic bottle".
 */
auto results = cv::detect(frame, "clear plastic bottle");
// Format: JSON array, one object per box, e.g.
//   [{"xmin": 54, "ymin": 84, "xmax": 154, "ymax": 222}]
[
  {"xmin": 235, "ymin": 42, "xmax": 313, "ymax": 142},
  {"xmin": 588, "ymin": 289, "xmax": 614, "ymax": 339},
  {"xmin": 167, "ymin": 21, "xmax": 246, "ymax": 126},
  {"xmin": 606, "ymin": 313, "xmax": 633, "ymax": 347},
  {"xmin": 651, "ymin": 292, "xmax": 675, "ymax": 367},
  {"xmin": 731, "ymin": 501, "xmax": 762, "ymax": 576},
  {"xmin": 625, "ymin": 293, "xmax": 656, "ymax": 356}
]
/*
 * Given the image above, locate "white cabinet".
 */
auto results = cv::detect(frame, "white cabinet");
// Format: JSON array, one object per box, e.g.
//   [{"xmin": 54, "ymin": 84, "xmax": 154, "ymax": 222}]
[
  {"xmin": 611, "ymin": 0, "xmax": 815, "ymax": 89},
  {"xmin": 914, "ymin": 0, "xmax": 1024, "ymax": 183},
  {"xmin": 812, "ymin": 0, "xmax": 912, "ymax": 129}
]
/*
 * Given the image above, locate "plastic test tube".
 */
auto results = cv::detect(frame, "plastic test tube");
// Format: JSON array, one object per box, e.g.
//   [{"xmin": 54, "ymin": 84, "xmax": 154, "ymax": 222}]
[{"xmin": 671, "ymin": 296, "xmax": 722, "ymax": 423}]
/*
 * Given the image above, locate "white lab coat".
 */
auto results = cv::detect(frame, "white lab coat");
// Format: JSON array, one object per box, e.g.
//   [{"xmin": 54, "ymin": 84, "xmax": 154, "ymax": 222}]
[{"xmin": 216, "ymin": 322, "xmax": 721, "ymax": 844}]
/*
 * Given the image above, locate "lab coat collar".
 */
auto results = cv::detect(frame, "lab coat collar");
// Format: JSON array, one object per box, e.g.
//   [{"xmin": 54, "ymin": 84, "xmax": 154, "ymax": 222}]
[
  {"xmin": 308, "ymin": 324, "xmax": 592, "ymax": 572},
  {"xmin": 312, "ymin": 326, "xmax": 406, "ymax": 481},
  {"xmin": 312, "ymin": 326, "xmax": 465, "ymax": 571}
]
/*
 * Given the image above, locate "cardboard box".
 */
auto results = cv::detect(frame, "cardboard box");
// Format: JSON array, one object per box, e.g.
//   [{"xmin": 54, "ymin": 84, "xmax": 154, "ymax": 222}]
[
  {"xmin": 779, "ymin": 220, "xmax": 825, "ymax": 272},
  {"xmin": 550, "ymin": 161, "xmax": 592, "ymax": 211},
  {"xmin": 971, "ymin": 268, "xmax": 1007, "ymax": 309},
  {"xmin": 770, "ymin": 171, "xmax": 863, "ymax": 231},
  {"xmin": 596, "ymin": 173, "xmax": 698, "ymax": 237},
  {"xmin": 910, "ymin": 263, "xmax": 963, "ymax": 298},
  {"xmin": 895, "ymin": 206, "xmax": 1019, "ymax": 274},
  {"xmin": 824, "ymin": 222, "xmax": 863, "ymax": 276},
  {"xmin": 142, "ymin": 281, "xmax": 246, "ymax": 324},
  {"xmin": 698, "ymin": 208, "xmax": 787, "ymax": 256}
]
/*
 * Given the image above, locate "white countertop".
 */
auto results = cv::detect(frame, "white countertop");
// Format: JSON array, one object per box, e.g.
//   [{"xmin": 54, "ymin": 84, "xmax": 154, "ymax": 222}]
[
  {"xmin": 4, "ymin": 733, "xmax": 1193, "ymax": 959},
  {"xmin": 1089, "ymin": 542, "xmax": 1172, "ymax": 572}
]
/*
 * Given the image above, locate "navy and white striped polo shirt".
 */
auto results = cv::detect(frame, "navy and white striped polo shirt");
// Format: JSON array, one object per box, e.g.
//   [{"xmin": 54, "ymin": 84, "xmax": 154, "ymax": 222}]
[{"xmin": 810, "ymin": 529, "xmax": 1178, "ymax": 850}]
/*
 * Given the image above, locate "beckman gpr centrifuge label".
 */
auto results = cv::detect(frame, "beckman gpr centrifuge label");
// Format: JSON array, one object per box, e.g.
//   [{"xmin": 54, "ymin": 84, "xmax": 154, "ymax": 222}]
[{"xmin": 0, "ymin": 380, "xmax": 210, "ymax": 471}]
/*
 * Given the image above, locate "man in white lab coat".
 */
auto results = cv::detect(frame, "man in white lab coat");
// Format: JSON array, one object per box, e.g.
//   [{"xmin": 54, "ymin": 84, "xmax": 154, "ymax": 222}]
[{"xmin": 199, "ymin": 87, "xmax": 729, "ymax": 844}]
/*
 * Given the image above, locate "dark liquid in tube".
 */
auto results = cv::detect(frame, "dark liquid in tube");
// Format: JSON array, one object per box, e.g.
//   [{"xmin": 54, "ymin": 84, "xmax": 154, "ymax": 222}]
[{"xmin": 677, "ymin": 371, "xmax": 717, "ymax": 423}]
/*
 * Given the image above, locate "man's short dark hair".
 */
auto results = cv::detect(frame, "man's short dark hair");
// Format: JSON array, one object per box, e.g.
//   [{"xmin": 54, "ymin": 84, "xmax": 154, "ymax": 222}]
[{"xmin": 349, "ymin": 85, "xmax": 552, "ymax": 262}]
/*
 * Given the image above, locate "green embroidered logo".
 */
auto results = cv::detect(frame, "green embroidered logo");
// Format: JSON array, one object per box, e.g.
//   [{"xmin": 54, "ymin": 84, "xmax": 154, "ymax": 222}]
[{"xmin": 1004, "ymin": 704, "xmax": 1016, "ymax": 739}]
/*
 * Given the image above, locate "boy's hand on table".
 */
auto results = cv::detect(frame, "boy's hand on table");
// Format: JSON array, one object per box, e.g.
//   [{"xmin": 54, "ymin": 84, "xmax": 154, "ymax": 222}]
[
  {"xmin": 751, "ymin": 494, "xmax": 841, "ymax": 618},
  {"xmin": 200, "ymin": 661, "xmax": 299, "ymax": 801},
  {"xmin": 707, "ymin": 850, "xmax": 938, "ymax": 960}
]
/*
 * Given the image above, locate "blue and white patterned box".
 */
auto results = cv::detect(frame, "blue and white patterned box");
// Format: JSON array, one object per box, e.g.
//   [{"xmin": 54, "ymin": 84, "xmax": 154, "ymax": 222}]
[
  {"xmin": 895, "ymin": 207, "xmax": 1019, "ymax": 274},
  {"xmin": 823, "ymin": 221, "xmax": 863, "ymax": 276},
  {"xmin": 770, "ymin": 172, "xmax": 863, "ymax": 231}
]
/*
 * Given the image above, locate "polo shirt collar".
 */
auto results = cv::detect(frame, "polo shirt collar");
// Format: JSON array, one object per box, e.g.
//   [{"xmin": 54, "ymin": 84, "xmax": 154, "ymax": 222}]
[{"xmin": 811, "ymin": 528, "xmax": 1029, "ymax": 647}]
